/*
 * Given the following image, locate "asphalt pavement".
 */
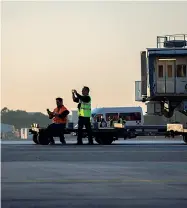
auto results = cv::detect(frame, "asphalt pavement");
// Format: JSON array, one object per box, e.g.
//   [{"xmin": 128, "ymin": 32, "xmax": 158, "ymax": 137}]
[{"xmin": 1, "ymin": 137, "xmax": 187, "ymax": 208}]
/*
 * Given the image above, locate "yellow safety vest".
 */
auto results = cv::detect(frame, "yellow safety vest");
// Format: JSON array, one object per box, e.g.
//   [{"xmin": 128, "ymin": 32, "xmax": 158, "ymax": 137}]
[{"xmin": 78, "ymin": 96, "xmax": 91, "ymax": 117}]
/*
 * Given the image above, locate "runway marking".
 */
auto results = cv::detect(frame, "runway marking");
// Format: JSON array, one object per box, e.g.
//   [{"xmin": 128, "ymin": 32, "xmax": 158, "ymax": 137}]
[
  {"xmin": 2, "ymin": 179, "xmax": 187, "ymax": 184},
  {"xmin": 1, "ymin": 141, "xmax": 185, "ymax": 145},
  {"xmin": 1, "ymin": 149, "xmax": 187, "ymax": 153}
]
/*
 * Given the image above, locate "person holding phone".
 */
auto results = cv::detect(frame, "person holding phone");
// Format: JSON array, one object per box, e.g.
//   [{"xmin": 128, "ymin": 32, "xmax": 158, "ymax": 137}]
[
  {"xmin": 72, "ymin": 86, "xmax": 93, "ymax": 145},
  {"xmin": 46, "ymin": 97, "xmax": 70, "ymax": 145}
]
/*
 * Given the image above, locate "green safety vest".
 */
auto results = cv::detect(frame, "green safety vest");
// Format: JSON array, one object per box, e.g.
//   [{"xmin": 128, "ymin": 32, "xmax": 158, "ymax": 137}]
[{"xmin": 78, "ymin": 96, "xmax": 91, "ymax": 117}]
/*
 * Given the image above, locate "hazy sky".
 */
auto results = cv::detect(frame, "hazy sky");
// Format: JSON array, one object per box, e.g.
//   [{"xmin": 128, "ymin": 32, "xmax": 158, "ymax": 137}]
[{"xmin": 1, "ymin": 1, "xmax": 187, "ymax": 113}]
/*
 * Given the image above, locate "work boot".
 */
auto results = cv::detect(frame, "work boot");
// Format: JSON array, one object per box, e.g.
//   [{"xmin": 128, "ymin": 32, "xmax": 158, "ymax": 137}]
[{"xmin": 49, "ymin": 137, "xmax": 55, "ymax": 145}]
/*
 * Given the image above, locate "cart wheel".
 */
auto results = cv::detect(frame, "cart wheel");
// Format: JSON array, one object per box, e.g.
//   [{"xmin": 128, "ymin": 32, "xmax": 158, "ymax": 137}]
[
  {"xmin": 163, "ymin": 110, "xmax": 174, "ymax": 118},
  {"xmin": 128, "ymin": 129, "xmax": 136, "ymax": 138},
  {"xmin": 95, "ymin": 136, "xmax": 113, "ymax": 145},
  {"xmin": 33, "ymin": 134, "xmax": 39, "ymax": 144},
  {"xmin": 38, "ymin": 129, "xmax": 50, "ymax": 145}
]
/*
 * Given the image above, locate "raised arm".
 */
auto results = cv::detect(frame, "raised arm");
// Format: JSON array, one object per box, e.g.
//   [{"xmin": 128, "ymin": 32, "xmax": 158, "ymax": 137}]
[
  {"xmin": 75, "ymin": 93, "xmax": 90, "ymax": 103},
  {"xmin": 72, "ymin": 92, "xmax": 79, "ymax": 103}
]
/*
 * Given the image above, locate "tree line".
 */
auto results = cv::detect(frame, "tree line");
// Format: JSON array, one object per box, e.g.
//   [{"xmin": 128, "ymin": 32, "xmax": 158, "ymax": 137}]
[{"xmin": 1, "ymin": 107, "xmax": 51, "ymax": 129}]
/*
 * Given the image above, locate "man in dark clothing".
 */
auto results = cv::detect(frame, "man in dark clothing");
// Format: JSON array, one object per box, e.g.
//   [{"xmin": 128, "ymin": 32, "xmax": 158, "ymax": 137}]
[
  {"xmin": 72, "ymin": 86, "xmax": 93, "ymax": 145},
  {"xmin": 46, "ymin": 97, "xmax": 70, "ymax": 145}
]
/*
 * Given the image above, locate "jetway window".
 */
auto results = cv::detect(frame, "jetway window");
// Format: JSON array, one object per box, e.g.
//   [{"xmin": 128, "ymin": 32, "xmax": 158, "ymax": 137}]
[
  {"xmin": 158, "ymin": 65, "xmax": 164, "ymax": 77},
  {"xmin": 167, "ymin": 65, "xmax": 173, "ymax": 77},
  {"xmin": 177, "ymin": 65, "xmax": 187, "ymax": 77}
]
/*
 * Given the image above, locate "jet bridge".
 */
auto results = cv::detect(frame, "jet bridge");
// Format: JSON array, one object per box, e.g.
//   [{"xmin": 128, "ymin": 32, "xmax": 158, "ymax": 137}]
[{"xmin": 135, "ymin": 34, "xmax": 187, "ymax": 118}]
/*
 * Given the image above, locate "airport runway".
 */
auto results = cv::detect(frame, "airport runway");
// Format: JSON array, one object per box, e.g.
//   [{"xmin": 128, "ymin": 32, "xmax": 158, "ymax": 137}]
[{"xmin": 1, "ymin": 137, "xmax": 187, "ymax": 208}]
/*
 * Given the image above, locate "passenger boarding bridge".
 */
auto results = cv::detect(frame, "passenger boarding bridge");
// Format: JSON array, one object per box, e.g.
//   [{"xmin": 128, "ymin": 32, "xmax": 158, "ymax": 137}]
[{"xmin": 135, "ymin": 34, "xmax": 187, "ymax": 118}]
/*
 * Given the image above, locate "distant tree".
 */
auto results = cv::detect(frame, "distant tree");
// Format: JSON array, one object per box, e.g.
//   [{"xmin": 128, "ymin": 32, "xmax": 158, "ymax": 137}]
[
  {"xmin": 1, "ymin": 107, "xmax": 51, "ymax": 129},
  {"xmin": 1, "ymin": 107, "xmax": 9, "ymax": 114}
]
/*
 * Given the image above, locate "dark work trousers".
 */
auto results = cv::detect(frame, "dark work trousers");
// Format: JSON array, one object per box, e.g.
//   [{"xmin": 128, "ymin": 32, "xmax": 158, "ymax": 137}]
[
  {"xmin": 77, "ymin": 116, "xmax": 93, "ymax": 144},
  {"xmin": 46, "ymin": 123, "xmax": 66, "ymax": 144}
]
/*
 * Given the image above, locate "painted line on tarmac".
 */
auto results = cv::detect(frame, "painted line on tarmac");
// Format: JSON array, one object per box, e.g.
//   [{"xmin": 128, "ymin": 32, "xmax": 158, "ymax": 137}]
[
  {"xmin": 1, "ymin": 141, "xmax": 185, "ymax": 145},
  {"xmin": 2, "ymin": 149, "xmax": 186, "ymax": 153},
  {"xmin": 1, "ymin": 144, "xmax": 186, "ymax": 148},
  {"xmin": 2, "ymin": 145, "xmax": 186, "ymax": 149},
  {"xmin": 29, "ymin": 151, "xmax": 187, "ymax": 153},
  {"xmin": 2, "ymin": 179, "xmax": 187, "ymax": 184}
]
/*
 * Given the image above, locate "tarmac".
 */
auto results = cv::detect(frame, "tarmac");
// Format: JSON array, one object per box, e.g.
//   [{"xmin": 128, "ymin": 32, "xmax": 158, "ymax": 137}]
[{"xmin": 1, "ymin": 136, "xmax": 187, "ymax": 208}]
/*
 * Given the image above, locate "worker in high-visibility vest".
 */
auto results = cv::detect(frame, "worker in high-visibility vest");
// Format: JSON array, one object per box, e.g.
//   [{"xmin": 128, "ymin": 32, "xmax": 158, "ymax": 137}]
[
  {"xmin": 72, "ymin": 86, "xmax": 93, "ymax": 145},
  {"xmin": 46, "ymin": 97, "xmax": 69, "ymax": 144}
]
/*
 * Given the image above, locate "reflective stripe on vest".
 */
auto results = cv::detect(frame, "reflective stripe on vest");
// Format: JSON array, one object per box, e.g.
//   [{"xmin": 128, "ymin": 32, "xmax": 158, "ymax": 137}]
[{"xmin": 78, "ymin": 97, "xmax": 91, "ymax": 117}]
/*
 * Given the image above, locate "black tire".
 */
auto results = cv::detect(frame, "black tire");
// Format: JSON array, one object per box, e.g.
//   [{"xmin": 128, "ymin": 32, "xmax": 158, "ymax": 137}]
[
  {"xmin": 124, "ymin": 135, "xmax": 128, "ymax": 140},
  {"xmin": 124, "ymin": 129, "xmax": 128, "ymax": 140},
  {"xmin": 128, "ymin": 130, "xmax": 136, "ymax": 138},
  {"xmin": 38, "ymin": 130, "xmax": 50, "ymax": 145},
  {"xmin": 33, "ymin": 134, "xmax": 39, "ymax": 144},
  {"xmin": 95, "ymin": 136, "xmax": 113, "ymax": 145},
  {"xmin": 183, "ymin": 135, "xmax": 187, "ymax": 144},
  {"xmin": 163, "ymin": 110, "xmax": 174, "ymax": 118}
]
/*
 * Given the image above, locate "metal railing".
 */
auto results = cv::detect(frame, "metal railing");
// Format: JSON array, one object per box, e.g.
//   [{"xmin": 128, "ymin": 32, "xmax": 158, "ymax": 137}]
[{"xmin": 157, "ymin": 34, "xmax": 187, "ymax": 48}]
